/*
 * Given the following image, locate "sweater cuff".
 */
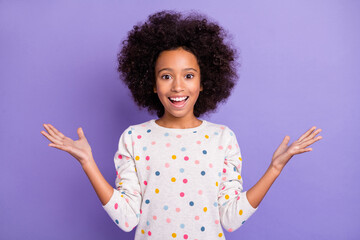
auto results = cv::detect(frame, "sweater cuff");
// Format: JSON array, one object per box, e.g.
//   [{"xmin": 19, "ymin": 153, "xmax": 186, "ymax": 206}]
[
  {"xmin": 242, "ymin": 191, "xmax": 258, "ymax": 212},
  {"xmin": 102, "ymin": 188, "xmax": 117, "ymax": 211}
]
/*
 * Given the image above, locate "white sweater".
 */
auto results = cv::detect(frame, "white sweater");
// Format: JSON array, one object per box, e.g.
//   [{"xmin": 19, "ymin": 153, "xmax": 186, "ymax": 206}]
[{"xmin": 102, "ymin": 119, "xmax": 258, "ymax": 239}]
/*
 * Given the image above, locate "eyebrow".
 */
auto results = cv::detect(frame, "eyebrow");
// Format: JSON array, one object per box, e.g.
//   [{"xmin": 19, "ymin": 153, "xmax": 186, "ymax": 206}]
[{"xmin": 157, "ymin": 68, "xmax": 198, "ymax": 74}]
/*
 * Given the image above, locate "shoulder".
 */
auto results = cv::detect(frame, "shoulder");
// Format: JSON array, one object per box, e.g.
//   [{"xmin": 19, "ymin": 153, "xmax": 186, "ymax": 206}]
[
  {"xmin": 120, "ymin": 119, "xmax": 154, "ymax": 137},
  {"xmin": 204, "ymin": 120, "xmax": 236, "ymax": 138}
]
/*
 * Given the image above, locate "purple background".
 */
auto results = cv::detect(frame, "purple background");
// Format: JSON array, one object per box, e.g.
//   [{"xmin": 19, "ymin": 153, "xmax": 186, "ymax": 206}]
[{"xmin": 1, "ymin": 0, "xmax": 359, "ymax": 239}]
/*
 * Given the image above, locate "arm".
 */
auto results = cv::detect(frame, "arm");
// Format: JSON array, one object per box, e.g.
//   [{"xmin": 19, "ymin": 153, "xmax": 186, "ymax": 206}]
[
  {"xmin": 81, "ymin": 158, "xmax": 114, "ymax": 206},
  {"xmin": 41, "ymin": 124, "xmax": 114, "ymax": 206},
  {"xmin": 246, "ymin": 126, "xmax": 323, "ymax": 209},
  {"xmin": 246, "ymin": 165, "xmax": 280, "ymax": 209},
  {"xmin": 41, "ymin": 124, "xmax": 142, "ymax": 232}
]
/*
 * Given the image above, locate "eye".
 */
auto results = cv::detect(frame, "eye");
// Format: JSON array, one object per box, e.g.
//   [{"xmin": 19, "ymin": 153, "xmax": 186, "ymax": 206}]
[
  {"xmin": 161, "ymin": 74, "xmax": 172, "ymax": 80},
  {"xmin": 185, "ymin": 73, "xmax": 194, "ymax": 79}
]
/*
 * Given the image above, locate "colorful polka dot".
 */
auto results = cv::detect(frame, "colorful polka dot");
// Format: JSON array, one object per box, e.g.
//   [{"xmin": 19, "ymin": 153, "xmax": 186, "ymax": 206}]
[{"xmin": 114, "ymin": 120, "xmax": 252, "ymax": 238}]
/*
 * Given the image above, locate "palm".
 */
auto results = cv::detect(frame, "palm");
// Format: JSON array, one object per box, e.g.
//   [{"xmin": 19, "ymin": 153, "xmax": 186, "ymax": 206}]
[
  {"xmin": 41, "ymin": 124, "xmax": 93, "ymax": 166},
  {"xmin": 271, "ymin": 126, "xmax": 323, "ymax": 172}
]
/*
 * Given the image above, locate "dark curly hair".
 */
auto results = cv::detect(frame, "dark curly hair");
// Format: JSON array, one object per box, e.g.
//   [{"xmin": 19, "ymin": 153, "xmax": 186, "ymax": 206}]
[{"xmin": 117, "ymin": 10, "xmax": 239, "ymax": 118}]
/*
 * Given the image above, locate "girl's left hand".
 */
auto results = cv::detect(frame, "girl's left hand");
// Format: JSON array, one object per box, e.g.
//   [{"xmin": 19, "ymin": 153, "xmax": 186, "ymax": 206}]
[{"xmin": 270, "ymin": 126, "xmax": 323, "ymax": 173}]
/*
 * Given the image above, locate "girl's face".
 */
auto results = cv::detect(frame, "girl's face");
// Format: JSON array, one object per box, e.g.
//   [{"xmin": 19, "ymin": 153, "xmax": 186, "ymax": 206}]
[{"xmin": 154, "ymin": 47, "xmax": 203, "ymax": 121}]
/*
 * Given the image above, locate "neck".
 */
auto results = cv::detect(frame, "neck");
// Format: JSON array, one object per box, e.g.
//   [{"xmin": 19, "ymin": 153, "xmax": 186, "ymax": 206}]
[{"xmin": 155, "ymin": 113, "xmax": 202, "ymax": 129}]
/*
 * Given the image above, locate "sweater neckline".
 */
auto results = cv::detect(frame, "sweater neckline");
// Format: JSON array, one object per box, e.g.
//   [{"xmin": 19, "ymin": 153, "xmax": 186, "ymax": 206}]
[{"xmin": 149, "ymin": 119, "xmax": 207, "ymax": 132}]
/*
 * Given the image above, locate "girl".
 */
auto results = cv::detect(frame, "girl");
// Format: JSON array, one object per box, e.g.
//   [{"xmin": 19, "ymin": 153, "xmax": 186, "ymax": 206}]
[{"xmin": 40, "ymin": 10, "xmax": 322, "ymax": 239}]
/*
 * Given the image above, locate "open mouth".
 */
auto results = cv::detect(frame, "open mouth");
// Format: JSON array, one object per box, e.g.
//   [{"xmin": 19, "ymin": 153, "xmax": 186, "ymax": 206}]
[{"xmin": 168, "ymin": 96, "xmax": 189, "ymax": 108}]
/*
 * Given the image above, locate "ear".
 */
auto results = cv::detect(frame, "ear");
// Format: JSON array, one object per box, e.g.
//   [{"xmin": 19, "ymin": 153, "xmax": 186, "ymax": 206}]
[
  {"xmin": 200, "ymin": 84, "xmax": 203, "ymax": 92},
  {"xmin": 153, "ymin": 85, "xmax": 157, "ymax": 93}
]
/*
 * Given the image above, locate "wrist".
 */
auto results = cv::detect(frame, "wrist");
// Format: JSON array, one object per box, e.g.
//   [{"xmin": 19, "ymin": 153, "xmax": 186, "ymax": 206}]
[
  {"xmin": 81, "ymin": 157, "xmax": 96, "ymax": 170},
  {"xmin": 268, "ymin": 164, "xmax": 282, "ymax": 177}
]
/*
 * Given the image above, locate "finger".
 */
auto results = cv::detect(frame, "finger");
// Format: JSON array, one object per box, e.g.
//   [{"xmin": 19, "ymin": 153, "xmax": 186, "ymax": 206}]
[
  {"xmin": 43, "ymin": 124, "xmax": 63, "ymax": 142},
  {"xmin": 299, "ymin": 147, "xmax": 312, "ymax": 153},
  {"xmin": 282, "ymin": 135, "xmax": 290, "ymax": 145},
  {"xmin": 41, "ymin": 130, "xmax": 64, "ymax": 145},
  {"xmin": 298, "ymin": 126, "xmax": 316, "ymax": 142},
  {"xmin": 48, "ymin": 143, "xmax": 70, "ymax": 151},
  {"xmin": 77, "ymin": 127, "xmax": 85, "ymax": 140},
  {"xmin": 301, "ymin": 135, "xmax": 323, "ymax": 148},
  {"xmin": 46, "ymin": 124, "xmax": 66, "ymax": 139},
  {"xmin": 302, "ymin": 129, "xmax": 322, "ymax": 143}
]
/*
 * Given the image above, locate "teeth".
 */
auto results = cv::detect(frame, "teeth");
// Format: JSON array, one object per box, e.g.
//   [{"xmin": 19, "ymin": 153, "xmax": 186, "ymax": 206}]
[{"xmin": 170, "ymin": 96, "xmax": 188, "ymax": 102}]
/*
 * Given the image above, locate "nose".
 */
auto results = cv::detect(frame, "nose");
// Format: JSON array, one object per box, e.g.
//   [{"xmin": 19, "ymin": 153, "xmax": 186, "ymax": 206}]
[{"xmin": 171, "ymin": 76, "xmax": 184, "ymax": 92}]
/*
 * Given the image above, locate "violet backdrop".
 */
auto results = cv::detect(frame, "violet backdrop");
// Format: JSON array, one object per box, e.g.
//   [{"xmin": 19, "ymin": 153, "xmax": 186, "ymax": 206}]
[{"xmin": 1, "ymin": 0, "xmax": 359, "ymax": 239}]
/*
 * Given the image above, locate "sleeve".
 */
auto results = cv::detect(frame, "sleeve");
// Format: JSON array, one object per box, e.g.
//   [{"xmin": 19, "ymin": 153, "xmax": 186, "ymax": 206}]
[
  {"xmin": 102, "ymin": 127, "xmax": 142, "ymax": 232},
  {"xmin": 218, "ymin": 127, "xmax": 258, "ymax": 232}
]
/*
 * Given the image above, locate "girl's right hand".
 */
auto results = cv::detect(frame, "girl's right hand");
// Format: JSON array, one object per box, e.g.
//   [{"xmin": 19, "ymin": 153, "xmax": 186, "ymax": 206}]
[{"xmin": 41, "ymin": 124, "xmax": 94, "ymax": 166}]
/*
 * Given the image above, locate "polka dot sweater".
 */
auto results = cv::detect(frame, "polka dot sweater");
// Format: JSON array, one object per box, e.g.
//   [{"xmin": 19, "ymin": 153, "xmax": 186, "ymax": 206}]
[{"xmin": 102, "ymin": 119, "xmax": 258, "ymax": 239}]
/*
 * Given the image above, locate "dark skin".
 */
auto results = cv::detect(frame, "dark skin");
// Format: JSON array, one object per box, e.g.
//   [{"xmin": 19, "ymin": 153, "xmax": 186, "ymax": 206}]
[{"xmin": 40, "ymin": 48, "xmax": 323, "ymax": 209}]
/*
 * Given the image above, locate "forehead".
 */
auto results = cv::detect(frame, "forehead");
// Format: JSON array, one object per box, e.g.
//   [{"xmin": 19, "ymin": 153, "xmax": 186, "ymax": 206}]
[{"xmin": 155, "ymin": 48, "xmax": 199, "ymax": 70}]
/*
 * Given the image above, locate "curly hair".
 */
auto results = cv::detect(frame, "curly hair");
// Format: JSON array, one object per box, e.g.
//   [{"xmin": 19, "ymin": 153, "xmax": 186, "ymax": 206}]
[{"xmin": 117, "ymin": 10, "xmax": 239, "ymax": 118}]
